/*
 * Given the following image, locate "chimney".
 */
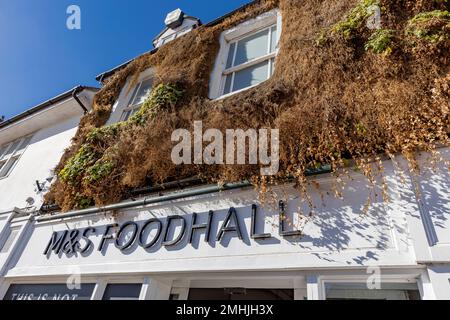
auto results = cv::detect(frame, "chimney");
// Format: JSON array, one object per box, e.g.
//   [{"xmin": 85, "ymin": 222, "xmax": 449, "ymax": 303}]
[{"xmin": 164, "ymin": 8, "xmax": 184, "ymax": 29}]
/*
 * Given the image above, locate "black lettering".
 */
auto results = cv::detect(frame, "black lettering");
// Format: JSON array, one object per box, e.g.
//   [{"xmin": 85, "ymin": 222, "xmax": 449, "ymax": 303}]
[
  {"xmin": 189, "ymin": 211, "xmax": 213, "ymax": 244},
  {"xmin": 251, "ymin": 204, "xmax": 272, "ymax": 239},
  {"xmin": 98, "ymin": 223, "xmax": 118, "ymax": 252},
  {"xmin": 44, "ymin": 231, "xmax": 68, "ymax": 255},
  {"xmin": 115, "ymin": 221, "xmax": 139, "ymax": 251},
  {"xmin": 216, "ymin": 207, "xmax": 242, "ymax": 242},
  {"xmin": 61, "ymin": 229, "xmax": 80, "ymax": 254},
  {"xmin": 80, "ymin": 227, "xmax": 96, "ymax": 253},
  {"xmin": 163, "ymin": 215, "xmax": 186, "ymax": 246},
  {"xmin": 139, "ymin": 218, "xmax": 163, "ymax": 249}
]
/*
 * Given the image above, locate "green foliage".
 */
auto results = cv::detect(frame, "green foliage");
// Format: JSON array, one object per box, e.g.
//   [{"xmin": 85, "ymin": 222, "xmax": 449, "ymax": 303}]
[
  {"xmin": 409, "ymin": 10, "xmax": 450, "ymax": 24},
  {"xmin": 406, "ymin": 10, "xmax": 450, "ymax": 42},
  {"xmin": 59, "ymin": 145, "xmax": 98, "ymax": 184},
  {"xmin": 84, "ymin": 159, "xmax": 115, "ymax": 182},
  {"xmin": 355, "ymin": 122, "xmax": 369, "ymax": 136},
  {"xmin": 331, "ymin": 0, "xmax": 380, "ymax": 38},
  {"xmin": 315, "ymin": 29, "xmax": 329, "ymax": 46},
  {"xmin": 365, "ymin": 29, "xmax": 395, "ymax": 54},
  {"xmin": 58, "ymin": 83, "xmax": 182, "ymax": 187},
  {"xmin": 129, "ymin": 83, "xmax": 184, "ymax": 125},
  {"xmin": 86, "ymin": 122, "xmax": 124, "ymax": 143},
  {"xmin": 74, "ymin": 193, "xmax": 93, "ymax": 209}
]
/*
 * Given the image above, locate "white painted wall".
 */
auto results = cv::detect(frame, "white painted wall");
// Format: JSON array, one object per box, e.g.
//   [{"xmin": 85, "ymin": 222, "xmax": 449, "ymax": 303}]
[
  {"xmin": 8, "ymin": 154, "xmax": 448, "ymax": 278},
  {"xmin": 426, "ymin": 265, "xmax": 450, "ymax": 299},
  {"xmin": 0, "ymin": 115, "xmax": 81, "ymax": 212},
  {"xmin": 0, "ymin": 148, "xmax": 447, "ymax": 299}
]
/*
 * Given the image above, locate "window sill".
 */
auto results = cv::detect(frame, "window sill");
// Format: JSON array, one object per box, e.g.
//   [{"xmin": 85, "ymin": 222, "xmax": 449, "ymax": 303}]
[{"xmin": 212, "ymin": 79, "xmax": 270, "ymax": 101}]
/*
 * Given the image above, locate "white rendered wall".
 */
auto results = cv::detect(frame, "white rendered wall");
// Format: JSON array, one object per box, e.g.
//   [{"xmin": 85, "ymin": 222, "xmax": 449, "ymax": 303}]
[
  {"xmin": 0, "ymin": 116, "xmax": 81, "ymax": 212},
  {"xmin": 6, "ymin": 155, "xmax": 439, "ymax": 278}
]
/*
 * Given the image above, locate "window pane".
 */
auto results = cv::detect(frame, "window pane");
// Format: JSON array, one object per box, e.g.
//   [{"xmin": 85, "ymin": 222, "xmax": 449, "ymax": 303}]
[
  {"xmin": 0, "ymin": 156, "xmax": 19, "ymax": 178},
  {"xmin": 3, "ymin": 140, "xmax": 20, "ymax": 158},
  {"xmin": 121, "ymin": 110, "xmax": 131, "ymax": 122},
  {"xmin": 128, "ymin": 84, "xmax": 141, "ymax": 105},
  {"xmin": 0, "ymin": 227, "xmax": 20, "ymax": 253},
  {"xmin": 223, "ymin": 74, "xmax": 233, "ymax": 95},
  {"xmin": 130, "ymin": 107, "xmax": 141, "ymax": 116},
  {"xmin": 14, "ymin": 136, "xmax": 32, "ymax": 155},
  {"xmin": 4, "ymin": 284, "xmax": 95, "ymax": 300},
  {"xmin": 234, "ymin": 29, "xmax": 269, "ymax": 66},
  {"xmin": 0, "ymin": 145, "xmax": 9, "ymax": 159},
  {"xmin": 188, "ymin": 288, "xmax": 294, "ymax": 300},
  {"xmin": 102, "ymin": 284, "xmax": 142, "ymax": 300},
  {"xmin": 270, "ymin": 25, "xmax": 278, "ymax": 52},
  {"xmin": 131, "ymin": 79, "xmax": 153, "ymax": 106},
  {"xmin": 176, "ymin": 27, "xmax": 192, "ymax": 38},
  {"xmin": 226, "ymin": 42, "xmax": 236, "ymax": 69},
  {"xmin": 325, "ymin": 283, "xmax": 420, "ymax": 300},
  {"xmin": 232, "ymin": 60, "xmax": 269, "ymax": 92}
]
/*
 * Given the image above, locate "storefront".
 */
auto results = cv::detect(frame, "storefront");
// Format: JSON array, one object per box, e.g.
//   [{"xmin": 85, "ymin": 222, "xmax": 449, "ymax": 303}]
[{"xmin": 1, "ymin": 154, "xmax": 447, "ymax": 300}]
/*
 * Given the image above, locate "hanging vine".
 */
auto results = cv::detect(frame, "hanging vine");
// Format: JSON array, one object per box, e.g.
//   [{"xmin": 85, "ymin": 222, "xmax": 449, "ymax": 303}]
[{"xmin": 45, "ymin": 0, "xmax": 450, "ymax": 212}]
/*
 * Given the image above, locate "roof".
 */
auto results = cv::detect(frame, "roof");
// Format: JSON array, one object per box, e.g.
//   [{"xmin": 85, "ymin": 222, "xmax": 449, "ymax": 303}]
[
  {"xmin": 95, "ymin": 0, "xmax": 260, "ymax": 82},
  {"xmin": 204, "ymin": 0, "xmax": 259, "ymax": 27},
  {"xmin": 0, "ymin": 86, "xmax": 99, "ymax": 130}
]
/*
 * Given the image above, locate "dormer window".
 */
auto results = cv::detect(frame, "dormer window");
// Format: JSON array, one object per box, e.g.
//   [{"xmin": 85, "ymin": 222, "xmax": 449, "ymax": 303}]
[
  {"xmin": 120, "ymin": 78, "xmax": 152, "ymax": 121},
  {"xmin": 153, "ymin": 9, "xmax": 201, "ymax": 48},
  {"xmin": 209, "ymin": 10, "xmax": 281, "ymax": 100}
]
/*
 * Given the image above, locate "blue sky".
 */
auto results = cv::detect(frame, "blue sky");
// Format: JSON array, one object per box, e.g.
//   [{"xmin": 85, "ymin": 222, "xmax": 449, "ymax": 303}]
[{"xmin": 0, "ymin": 0, "xmax": 250, "ymax": 119}]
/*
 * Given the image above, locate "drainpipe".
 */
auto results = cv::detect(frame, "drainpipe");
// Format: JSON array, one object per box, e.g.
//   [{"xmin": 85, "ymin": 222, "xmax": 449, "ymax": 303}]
[
  {"xmin": 72, "ymin": 86, "xmax": 89, "ymax": 114},
  {"xmin": 37, "ymin": 181, "xmax": 252, "ymax": 222}
]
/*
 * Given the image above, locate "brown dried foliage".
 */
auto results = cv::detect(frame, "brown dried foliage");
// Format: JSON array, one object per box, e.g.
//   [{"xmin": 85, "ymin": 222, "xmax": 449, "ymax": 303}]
[{"xmin": 46, "ymin": 0, "xmax": 450, "ymax": 211}]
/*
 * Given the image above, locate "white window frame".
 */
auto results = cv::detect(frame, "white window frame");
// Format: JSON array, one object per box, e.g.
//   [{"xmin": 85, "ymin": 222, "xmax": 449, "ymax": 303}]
[
  {"xmin": 222, "ymin": 25, "xmax": 277, "ymax": 96},
  {"xmin": 120, "ymin": 78, "xmax": 153, "ymax": 122},
  {"xmin": 0, "ymin": 135, "xmax": 33, "ymax": 180},
  {"xmin": 100, "ymin": 281, "xmax": 143, "ymax": 300},
  {"xmin": 159, "ymin": 26, "xmax": 193, "ymax": 47},
  {"xmin": 318, "ymin": 276, "xmax": 422, "ymax": 300},
  {"xmin": 209, "ymin": 9, "xmax": 282, "ymax": 100}
]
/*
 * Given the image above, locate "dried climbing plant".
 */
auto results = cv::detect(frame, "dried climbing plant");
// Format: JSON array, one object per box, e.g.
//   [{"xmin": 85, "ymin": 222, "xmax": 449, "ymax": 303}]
[{"xmin": 45, "ymin": 0, "xmax": 450, "ymax": 212}]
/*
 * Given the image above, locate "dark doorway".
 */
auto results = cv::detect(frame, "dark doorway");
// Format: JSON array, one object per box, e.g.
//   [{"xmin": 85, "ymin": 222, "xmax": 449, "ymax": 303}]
[{"xmin": 188, "ymin": 288, "xmax": 294, "ymax": 300}]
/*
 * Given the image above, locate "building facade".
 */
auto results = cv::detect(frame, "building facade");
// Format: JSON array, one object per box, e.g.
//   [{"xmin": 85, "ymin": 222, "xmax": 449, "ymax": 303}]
[
  {"xmin": 0, "ymin": 3, "xmax": 449, "ymax": 300},
  {"xmin": 0, "ymin": 87, "xmax": 97, "ymax": 295}
]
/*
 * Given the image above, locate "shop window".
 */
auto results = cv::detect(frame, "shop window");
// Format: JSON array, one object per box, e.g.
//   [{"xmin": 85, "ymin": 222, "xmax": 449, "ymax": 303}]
[
  {"xmin": 4, "ymin": 284, "xmax": 95, "ymax": 300},
  {"xmin": 102, "ymin": 283, "xmax": 142, "ymax": 300},
  {"xmin": 324, "ymin": 282, "xmax": 421, "ymax": 300},
  {"xmin": 188, "ymin": 288, "xmax": 294, "ymax": 300},
  {"xmin": 120, "ymin": 78, "xmax": 153, "ymax": 121},
  {"xmin": 209, "ymin": 10, "xmax": 281, "ymax": 99},
  {"xmin": 0, "ymin": 135, "xmax": 33, "ymax": 179}
]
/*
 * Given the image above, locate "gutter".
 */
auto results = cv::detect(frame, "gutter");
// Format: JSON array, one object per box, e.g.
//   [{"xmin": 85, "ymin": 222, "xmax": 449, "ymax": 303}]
[
  {"xmin": 72, "ymin": 86, "xmax": 89, "ymax": 114},
  {"xmin": 0, "ymin": 86, "xmax": 98, "ymax": 130},
  {"xmin": 37, "ymin": 181, "xmax": 252, "ymax": 222}
]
